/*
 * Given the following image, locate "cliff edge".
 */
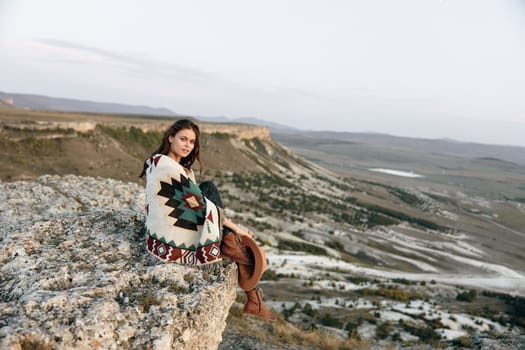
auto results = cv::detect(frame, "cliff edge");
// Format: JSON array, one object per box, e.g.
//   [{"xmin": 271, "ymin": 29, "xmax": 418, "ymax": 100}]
[{"xmin": 0, "ymin": 175, "xmax": 237, "ymax": 350}]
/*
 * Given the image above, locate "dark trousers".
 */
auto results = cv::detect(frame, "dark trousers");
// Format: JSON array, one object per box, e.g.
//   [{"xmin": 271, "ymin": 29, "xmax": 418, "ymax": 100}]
[{"xmin": 199, "ymin": 181, "xmax": 233, "ymax": 235}]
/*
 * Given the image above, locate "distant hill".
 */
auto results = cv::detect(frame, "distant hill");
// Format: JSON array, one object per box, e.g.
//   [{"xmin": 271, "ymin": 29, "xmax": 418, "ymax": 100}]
[
  {"xmin": 0, "ymin": 91, "xmax": 296, "ymax": 132},
  {"xmin": 273, "ymin": 129, "xmax": 525, "ymax": 166},
  {"xmin": 0, "ymin": 91, "xmax": 175, "ymax": 116},
  {"xmin": 3, "ymin": 90, "xmax": 524, "ymax": 166},
  {"xmin": 0, "ymin": 97, "xmax": 15, "ymax": 109},
  {"xmin": 197, "ymin": 115, "xmax": 297, "ymax": 132}
]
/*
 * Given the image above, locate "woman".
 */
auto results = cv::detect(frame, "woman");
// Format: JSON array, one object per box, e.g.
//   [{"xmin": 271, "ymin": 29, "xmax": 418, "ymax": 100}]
[{"xmin": 140, "ymin": 119, "xmax": 275, "ymax": 321}]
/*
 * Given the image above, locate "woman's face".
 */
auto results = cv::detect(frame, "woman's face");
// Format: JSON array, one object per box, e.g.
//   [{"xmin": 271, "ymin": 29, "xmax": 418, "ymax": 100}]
[{"xmin": 168, "ymin": 128, "xmax": 196, "ymax": 163}]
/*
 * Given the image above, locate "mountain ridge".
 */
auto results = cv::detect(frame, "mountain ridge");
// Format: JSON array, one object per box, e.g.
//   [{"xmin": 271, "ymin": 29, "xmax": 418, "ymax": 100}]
[
  {"xmin": 3, "ymin": 90, "xmax": 523, "ymax": 152},
  {"xmin": 273, "ymin": 130, "xmax": 525, "ymax": 166},
  {"xmin": 0, "ymin": 91, "xmax": 175, "ymax": 116}
]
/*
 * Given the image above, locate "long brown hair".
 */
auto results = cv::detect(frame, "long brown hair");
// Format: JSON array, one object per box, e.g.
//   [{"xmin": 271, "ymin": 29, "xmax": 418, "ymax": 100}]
[{"xmin": 139, "ymin": 119, "xmax": 203, "ymax": 178}]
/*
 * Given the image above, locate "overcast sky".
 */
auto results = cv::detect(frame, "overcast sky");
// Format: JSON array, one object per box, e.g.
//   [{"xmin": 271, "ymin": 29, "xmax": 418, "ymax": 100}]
[{"xmin": 1, "ymin": 0, "xmax": 524, "ymax": 146}]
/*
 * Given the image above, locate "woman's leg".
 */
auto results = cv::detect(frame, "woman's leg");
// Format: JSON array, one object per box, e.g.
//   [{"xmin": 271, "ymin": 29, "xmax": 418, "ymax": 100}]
[
  {"xmin": 238, "ymin": 253, "xmax": 276, "ymax": 321},
  {"xmin": 199, "ymin": 181, "xmax": 224, "ymax": 208},
  {"xmin": 199, "ymin": 181, "xmax": 232, "ymax": 235},
  {"xmin": 199, "ymin": 181, "xmax": 252, "ymax": 264},
  {"xmin": 199, "ymin": 181, "xmax": 255, "ymax": 237},
  {"xmin": 243, "ymin": 287, "xmax": 277, "ymax": 321}
]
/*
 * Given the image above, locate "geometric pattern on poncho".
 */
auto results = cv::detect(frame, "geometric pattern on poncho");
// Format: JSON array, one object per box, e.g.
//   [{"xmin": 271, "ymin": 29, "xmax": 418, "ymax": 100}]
[
  {"xmin": 146, "ymin": 235, "xmax": 222, "ymax": 265},
  {"xmin": 145, "ymin": 154, "xmax": 223, "ymax": 266},
  {"xmin": 157, "ymin": 173, "xmax": 207, "ymax": 231}
]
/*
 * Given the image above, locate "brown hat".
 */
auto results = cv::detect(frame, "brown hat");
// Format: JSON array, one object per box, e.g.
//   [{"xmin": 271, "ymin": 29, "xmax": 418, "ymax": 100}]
[{"xmin": 238, "ymin": 235, "xmax": 267, "ymax": 291}]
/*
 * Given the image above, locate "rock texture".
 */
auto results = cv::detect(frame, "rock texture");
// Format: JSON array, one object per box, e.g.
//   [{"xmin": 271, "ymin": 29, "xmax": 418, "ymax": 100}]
[
  {"xmin": 0, "ymin": 175, "xmax": 237, "ymax": 350},
  {"xmin": 1, "ymin": 116, "xmax": 270, "ymax": 142}
]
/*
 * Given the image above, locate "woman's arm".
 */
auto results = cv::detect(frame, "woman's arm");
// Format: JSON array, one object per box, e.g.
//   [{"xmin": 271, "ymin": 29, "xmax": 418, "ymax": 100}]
[{"xmin": 223, "ymin": 217, "xmax": 254, "ymax": 237}]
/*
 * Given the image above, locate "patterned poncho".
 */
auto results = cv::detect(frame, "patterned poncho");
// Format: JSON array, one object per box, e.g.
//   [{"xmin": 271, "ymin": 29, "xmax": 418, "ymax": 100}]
[{"xmin": 144, "ymin": 154, "xmax": 222, "ymax": 265}]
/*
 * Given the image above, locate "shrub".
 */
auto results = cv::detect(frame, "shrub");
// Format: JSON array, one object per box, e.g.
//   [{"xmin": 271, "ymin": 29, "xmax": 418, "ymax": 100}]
[
  {"xmin": 326, "ymin": 240, "xmax": 344, "ymax": 251},
  {"xmin": 98, "ymin": 125, "xmax": 162, "ymax": 150},
  {"xmin": 357, "ymin": 287, "xmax": 423, "ymax": 301},
  {"xmin": 391, "ymin": 332, "xmax": 401, "ymax": 341},
  {"xmin": 392, "ymin": 278, "xmax": 416, "ymax": 285},
  {"xmin": 261, "ymin": 269, "xmax": 280, "ymax": 281},
  {"xmin": 366, "ymin": 212, "xmax": 399, "ymax": 227},
  {"xmin": 389, "ymin": 188, "xmax": 424, "ymax": 206},
  {"xmin": 358, "ymin": 202, "xmax": 448, "ymax": 231},
  {"xmin": 277, "ymin": 239, "xmax": 327, "ymax": 255},
  {"xmin": 211, "ymin": 132, "xmax": 231, "ymax": 140},
  {"xmin": 19, "ymin": 336, "xmax": 54, "ymax": 350},
  {"xmin": 482, "ymin": 291, "xmax": 525, "ymax": 328},
  {"xmin": 402, "ymin": 323, "xmax": 441, "ymax": 343},
  {"xmin": 291, "ymin": 230, "xmax": 305, "ymax": 239},
  {"xmin": 453, "ymin": 336, "xmax": 472, "ymax": 347},
  {"xmin": 456, "ymin": 289, "xmax": 477, "ymax": 302},
  {"xmin": 319, "ymin": 312, "xmax": 343, "ymax": 328},
  {"xmin": 376, "ymin": 321, "xmax": 392, "ymax": 339},
  {"xmin": 345, "ymin": 275, "xmax": 372, "ymax": 285},
  {"xmin": 302, "ymin": 303, "xmax": 316, "ymax": 317},
  {"xmin": 282, "ymin": 302, "xmax": 302, "ymax": 321}
]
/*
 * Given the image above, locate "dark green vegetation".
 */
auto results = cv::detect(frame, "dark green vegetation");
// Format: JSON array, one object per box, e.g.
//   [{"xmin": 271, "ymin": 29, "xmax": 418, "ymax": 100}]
[
  {"xmin": 271, "ymin": 278, "xmax": 525, "ymax": 347},
  {"xmin": 218, "ymin": 171, "xmax": 448, "ymax": 241},
  {"xmin": 456, "ymin": 289, "xmax": 477, "ymax": 302},
  {"xmin": 277, "ymin": 239, "xmax": 327, "ymax": 256},
  {"xmin": 356, "ymin": 286, "xmax": 425, "ymax": 301},
  {"xmin": 481, "ymin": 291, "xmax": 525, "ymax": 328},
  {"xmin": 97, "ymin": 124, "xmax": 163, "ymax": 151}
]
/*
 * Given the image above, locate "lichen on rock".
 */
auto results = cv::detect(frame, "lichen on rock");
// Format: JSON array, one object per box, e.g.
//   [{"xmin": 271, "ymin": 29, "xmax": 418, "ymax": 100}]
[{"xmin": 0, "ymin": 175, "xmax": 237, "ymax": 350}]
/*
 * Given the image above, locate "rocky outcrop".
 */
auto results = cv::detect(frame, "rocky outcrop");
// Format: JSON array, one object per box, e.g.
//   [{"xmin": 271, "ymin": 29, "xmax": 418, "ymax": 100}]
[
  {"xmin": 0, "ymin": 175, "xmax": 237, "ymax": 350},
  {"xmin": 2, "ymin": 121, "xmax": 97, "ymax": 133},
  {"xmin": 1, "ymin": 118, "xmax": 271, "ymax": 141},
  {"xmin": 138, "ymin": 121, "xmax": 271, "ymax": 140},
  {"xmin": 200, "ymin": 123, "xmax": 271, "ymax": 141},
  {"xmin": 100, "ymin": 121, "xmax": 271, "ymax": 141}
]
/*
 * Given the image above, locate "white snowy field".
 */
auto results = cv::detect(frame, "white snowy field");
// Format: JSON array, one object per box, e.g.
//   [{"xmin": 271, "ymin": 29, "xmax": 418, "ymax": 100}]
[
  {"xmin": 368, "ymin": 168, "xmax": 424, "ymax": 178},
  {"xmin": 266, "ymin": 252, "xmax": 525, "ymax": 296}
]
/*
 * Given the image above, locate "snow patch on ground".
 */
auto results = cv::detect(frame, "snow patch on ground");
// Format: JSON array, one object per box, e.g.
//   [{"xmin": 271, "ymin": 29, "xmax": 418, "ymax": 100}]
[
  {"xmin": 392, "ymin": 245, "xmax": 438, "ymax": 262},
  {"xmin": 267, "ymin": 251, "xmax": 525, "ymax": 295},
  {"xmin": 379, "ymin": 310, "xmax": 416, "ymax": 322},
  {"xmin": 315, "ymin": 280, "xmax": 366, "ymax": 291},
  {"xmin": 384, "ymin": 251, "xmax": 439, "ymax": 272},
  {"xmin": 368, "ymin": 168, "xmax": 424, "ymax": 178},
  {"xmin": 438, "ymin": 329, "xmax": 467, "ymax": 340}
]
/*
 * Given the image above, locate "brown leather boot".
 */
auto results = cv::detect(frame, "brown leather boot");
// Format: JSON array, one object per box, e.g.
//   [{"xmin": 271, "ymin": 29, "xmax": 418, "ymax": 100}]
[
  {"xmin": 244, "ymin": 288, "xmax": 277, "ymax": 322},
  {"xmin": 221, "ymin": 232, "xmax": 254, "ymax": 265}
]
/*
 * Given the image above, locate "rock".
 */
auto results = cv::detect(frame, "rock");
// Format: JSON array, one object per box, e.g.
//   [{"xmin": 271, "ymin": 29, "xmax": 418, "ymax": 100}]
[{"xmin": 0, "ymin": 175, "xmax": 237, "ymax": 350}]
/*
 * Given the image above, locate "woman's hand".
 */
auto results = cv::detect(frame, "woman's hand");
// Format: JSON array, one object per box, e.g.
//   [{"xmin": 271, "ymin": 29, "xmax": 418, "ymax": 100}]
[{"xmin": 223, "ymin": 217, "xmax": 255, "ymax": 238}]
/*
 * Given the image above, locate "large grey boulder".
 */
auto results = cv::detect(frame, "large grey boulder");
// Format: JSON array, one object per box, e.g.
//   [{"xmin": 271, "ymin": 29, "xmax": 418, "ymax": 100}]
[{"xmin": 0, "ymin": 175, "xmax": 237, "ymax": 349}]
